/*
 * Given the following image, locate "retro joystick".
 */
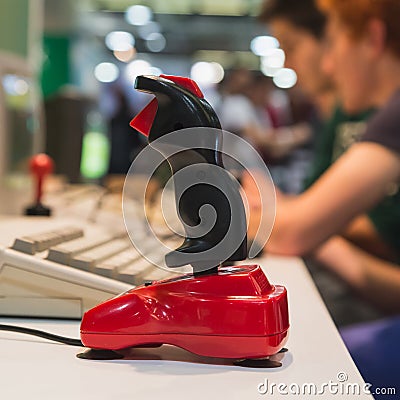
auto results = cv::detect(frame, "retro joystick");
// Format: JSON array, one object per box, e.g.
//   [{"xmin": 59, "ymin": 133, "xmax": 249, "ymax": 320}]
[
  {"xmin": 79, "ymin": 75, "xmax": 289, "ymax": 366},
  {"xmin": 131, "ymin": 74, "xmax": 248, "ymax": 275},
  {"xmin": 25, "ymin": 154, "xmax": 54, "ymax": 216}
]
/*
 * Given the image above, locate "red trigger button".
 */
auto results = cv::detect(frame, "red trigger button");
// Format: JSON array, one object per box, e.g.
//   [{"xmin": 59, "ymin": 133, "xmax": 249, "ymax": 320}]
[
  {"xmin": 160, "ymin": 74, "xmax": 204, "ymax": 98},
  {"xmin": 130, "ymin": 98, "xmax": 158, "ymax": 137}
]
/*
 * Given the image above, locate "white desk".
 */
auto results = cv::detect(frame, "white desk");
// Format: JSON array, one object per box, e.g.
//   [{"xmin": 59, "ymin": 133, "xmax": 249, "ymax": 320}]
[{"xmin": 0, "ymin": 256, "xmax": 373, "ymax": 399}]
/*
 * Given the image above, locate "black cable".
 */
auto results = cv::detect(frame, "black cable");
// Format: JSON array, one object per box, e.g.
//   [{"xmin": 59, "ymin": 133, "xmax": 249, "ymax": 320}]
[{"xmin": 0, "ymin": 324, "xmax": 83, "ymax": 347}]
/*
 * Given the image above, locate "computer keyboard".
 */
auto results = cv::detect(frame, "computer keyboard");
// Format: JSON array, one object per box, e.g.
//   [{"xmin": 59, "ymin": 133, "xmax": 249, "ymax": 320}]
[{"xmin": 0, "ymin": 215, "xmax": 180, "ymax": 319}]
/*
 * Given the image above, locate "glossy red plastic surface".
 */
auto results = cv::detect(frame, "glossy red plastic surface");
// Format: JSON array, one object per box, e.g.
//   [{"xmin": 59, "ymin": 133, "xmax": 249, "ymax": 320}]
[
  {"xmin": 81, "ymin": 265, "xmax": 289, "ymax": 359},
  {"xmin": 129, "ymin": 98, "xmax": 158, "ymax": 137},
  {"xmin": 160, "ymin": 74, "xmax": 204, "ymax": 98}
]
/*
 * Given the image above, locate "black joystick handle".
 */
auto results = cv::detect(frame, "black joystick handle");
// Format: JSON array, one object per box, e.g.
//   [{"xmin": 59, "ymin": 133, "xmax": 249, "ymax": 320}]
[
  {"xmin": 130, "ymin": 75, "xmax": 247, "ymax": 274},
  {"xmin": 25, "ymin": 154, "xmax": 54, "ymax": 216}
]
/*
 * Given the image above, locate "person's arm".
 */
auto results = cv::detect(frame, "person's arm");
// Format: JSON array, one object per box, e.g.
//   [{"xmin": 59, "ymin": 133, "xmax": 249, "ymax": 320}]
[
  {"xmin": 265, "ymin": 142, "xmax": 400, "ymax": 255},
  {"xmin": 242, "ymin": 122, "xmax": 312, "ymax": 157},
  {"xmin": 342, "ymin": 214, "xmax": 399, "ymax": 262},
  {"xmin": 313, "ymin": 236, "xmax": 400, "ymax": 313}
]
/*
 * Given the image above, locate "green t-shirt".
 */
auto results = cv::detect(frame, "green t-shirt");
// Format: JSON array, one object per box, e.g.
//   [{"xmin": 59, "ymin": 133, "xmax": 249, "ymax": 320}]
[
  {"xmin": 304, "ymin": 105, "xmax": 400, "ymax": 254},
  {"xmin": 368, "ymin": 189, "xmax": 400, "ymax": 252},
  {"xmin": 304, "ymin": 106, "xmax": 374, "ymax": 188}
]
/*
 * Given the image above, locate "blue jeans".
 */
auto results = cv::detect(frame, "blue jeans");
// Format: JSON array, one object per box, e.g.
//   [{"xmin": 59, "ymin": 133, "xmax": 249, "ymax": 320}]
[{"xmin": 340, "ymin": 316, "xmax": 400, "ymax": 399}]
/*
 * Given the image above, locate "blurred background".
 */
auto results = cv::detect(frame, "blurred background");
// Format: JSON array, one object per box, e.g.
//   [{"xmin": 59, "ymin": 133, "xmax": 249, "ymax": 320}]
[{"xmin": 0, "ymin": 0, "xmax": 315, "ymax": 201}]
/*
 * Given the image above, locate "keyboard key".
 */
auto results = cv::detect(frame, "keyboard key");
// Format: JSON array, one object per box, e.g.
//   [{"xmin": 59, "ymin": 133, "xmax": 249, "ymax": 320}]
[
  {"xmin": 57, "ymin": 227, "xmax": 85, "ymax": 242},
  {"xmin": 94, "ymin": 247, "xmax": 142, "ymax": 278},
  {"xmin": 47, "ymin": 232, "xmax": 124, "ymax": 265},
  {"xmin": 12, "ymin": 227, "xmax": 84, "ymax": 254},
  {"xmin": 12, "ymin": 237, "xmax": 35, "ymax": 255},
  {"xmin": 70, "ymin": 239, "xmax": 131, "ymax": 272}
]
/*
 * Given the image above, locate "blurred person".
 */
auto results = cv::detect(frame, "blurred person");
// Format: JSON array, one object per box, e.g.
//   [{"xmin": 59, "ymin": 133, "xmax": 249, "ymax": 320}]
[
  {"xmin": 315, "ymin": 4, "xmax": 400, "ymax": 368},
  {"xmin": 218, "ymin": 67, "xmax": 253, "ymax": 99},
  {"xmin": 218, "ymin": 69, "xmax": 312, "ymax": 191},
  {"xmin": 247, "ymin": 76, "xmax": 315, "ymax": 192},
  {"xmin": 259, "ymin": 0, "xmax": 400, "ymax": 263},
  {"xmin": 108, "ymin": 87, "xmax": 144, "ymax": 174},
  {"xmin": 245, "ymin": 73, "xmax": 312, "ymax": 161},
  {"xmin": 218, "ymin": 69, "xmax": 311, "ymax": 153},
  {"xmin": 218, "ymin": 68, "xmax": 274, "ymax": 144},
  {"xmin": 257, "ymin": 0, "xmax": 386, "ymax": 326},
  {"xmin": 247, "ymin": 0, "xmax": 400, "ymax": 319},
  {"xmin": 259, "ymin": 0, "xmax": 375, "ymax": 189},
  {"xmin": 312, "ymin": 0, "xmax": 400, "ymax": 325},
  {"xmin": 259, "ymin": 0, "xmax": 334, "ymax": 117}
]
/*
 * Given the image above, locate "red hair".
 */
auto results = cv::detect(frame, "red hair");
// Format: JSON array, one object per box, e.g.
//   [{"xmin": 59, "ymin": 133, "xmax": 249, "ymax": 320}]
[{"xmin": 317, "ymin": 0, "xmax": 400, "ymax": 56}]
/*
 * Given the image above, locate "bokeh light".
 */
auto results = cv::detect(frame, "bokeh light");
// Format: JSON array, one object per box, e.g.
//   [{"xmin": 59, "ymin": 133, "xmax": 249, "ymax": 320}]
[
  {"xmin": 94, "ymin": 62, "xmax": 120, "ymax": 83},
  {"xmin": 250, "ymin": 36, "xmax": 279, "ymax": 57},
  {"xmin": 190, "ymin": 62, "xmax": 225, "ymax": 85},
  {"xmin": 105, "ymin": 31, "xmax": 135, "ymax": 52},
  {"xmin": 273, "ymin": 68, "xmax": 297, "ymax": 89},
  {"xmin": 125, "ymin": 5, "xmax": 153, "ymax": 26}
]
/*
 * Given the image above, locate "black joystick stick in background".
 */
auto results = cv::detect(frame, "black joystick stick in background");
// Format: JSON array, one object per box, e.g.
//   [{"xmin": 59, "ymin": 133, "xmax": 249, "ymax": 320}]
[{"xmin": 25, "ymin": 154, "xmax": 54, "ymax": 217}]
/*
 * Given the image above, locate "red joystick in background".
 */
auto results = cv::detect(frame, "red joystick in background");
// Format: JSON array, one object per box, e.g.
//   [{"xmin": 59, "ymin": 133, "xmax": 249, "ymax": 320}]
[{"xmin": 25, "ymin": 154, "xmax": 54, "ymax": 216}]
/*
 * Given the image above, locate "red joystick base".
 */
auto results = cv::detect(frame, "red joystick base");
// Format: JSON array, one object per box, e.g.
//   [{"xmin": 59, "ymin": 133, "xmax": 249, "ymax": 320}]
[{"xmin": 80, "ymin": 265, "xmax": 289, "ymax": 360}]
